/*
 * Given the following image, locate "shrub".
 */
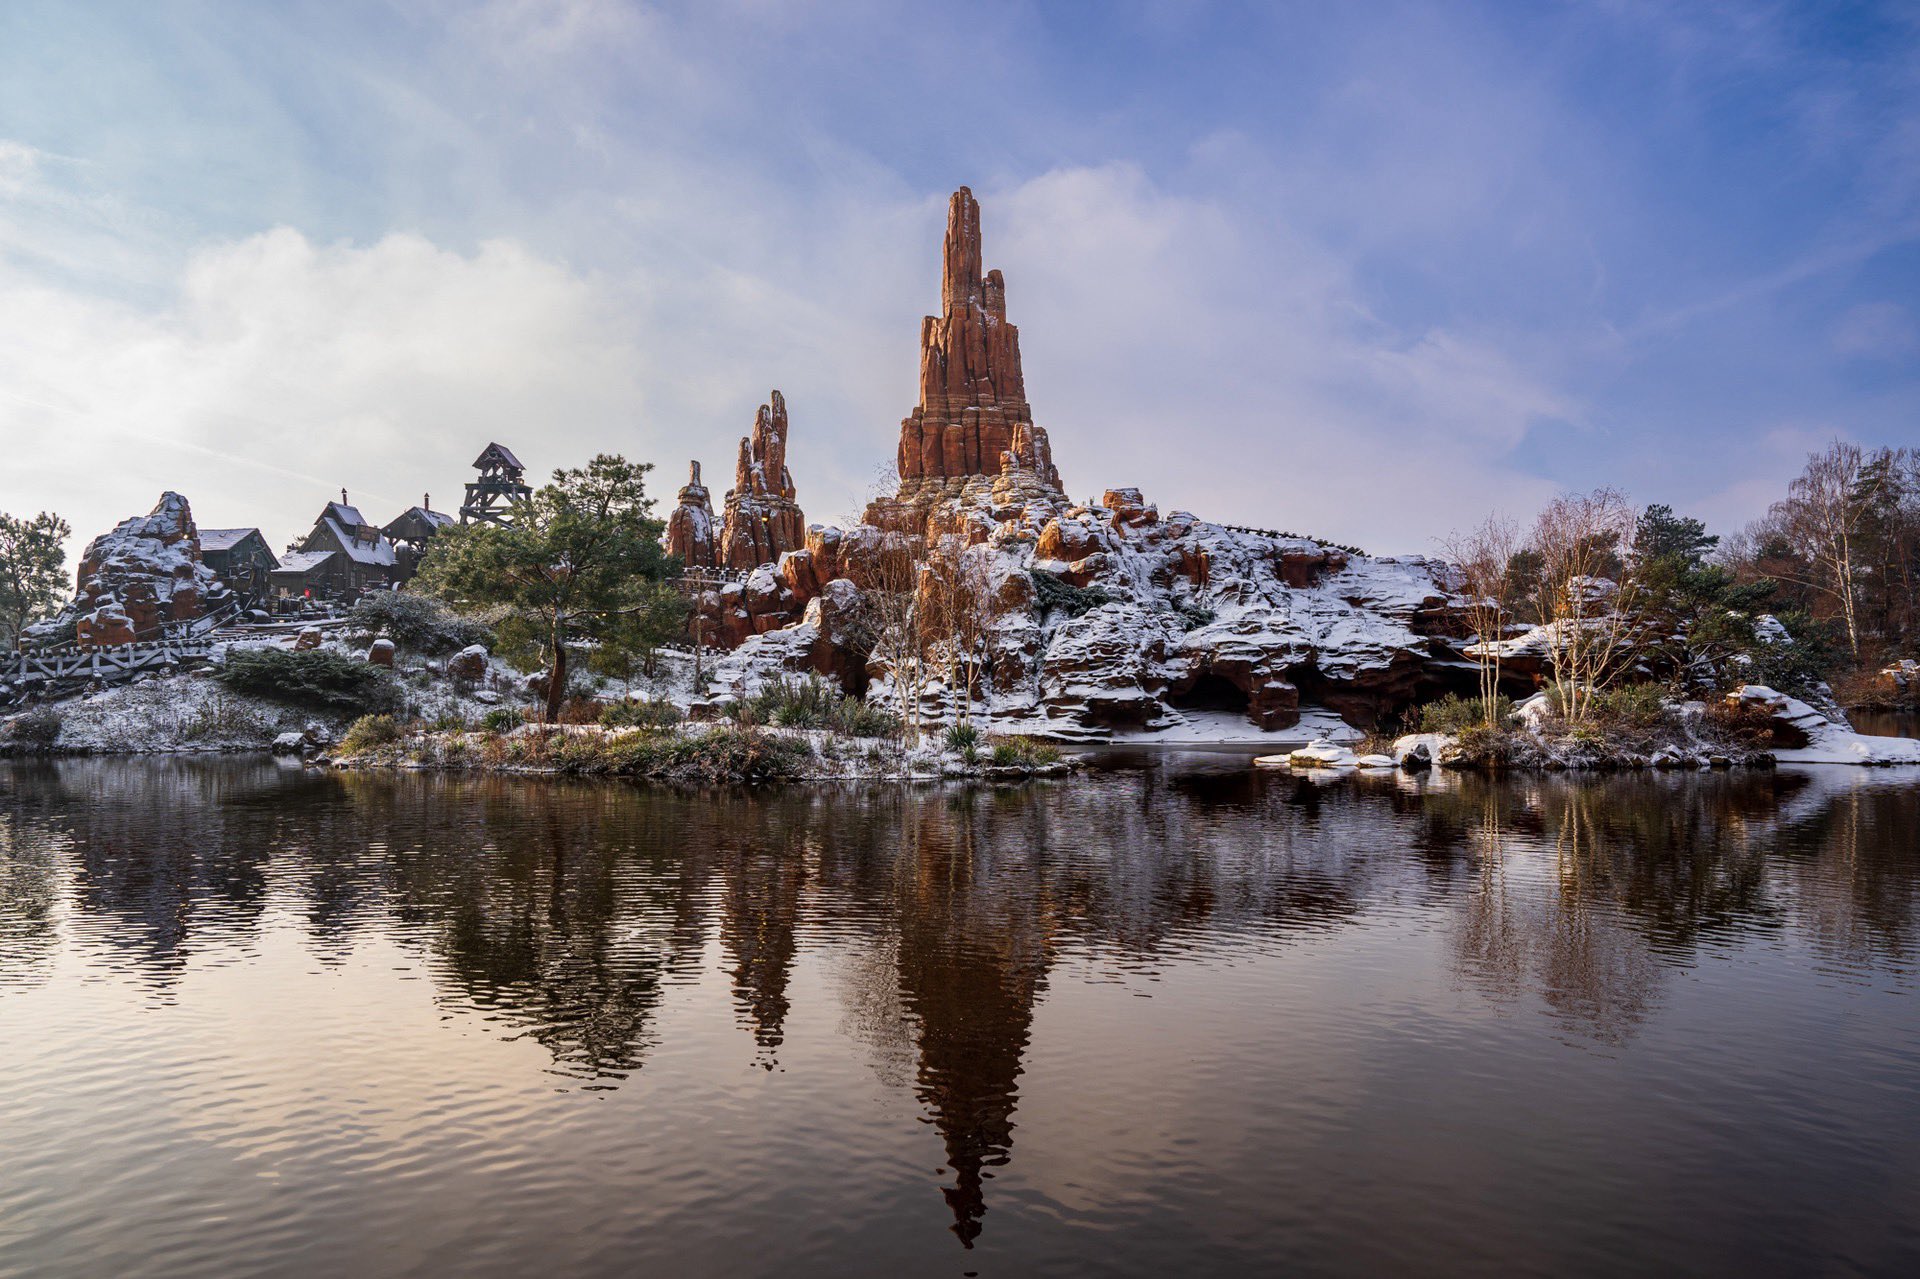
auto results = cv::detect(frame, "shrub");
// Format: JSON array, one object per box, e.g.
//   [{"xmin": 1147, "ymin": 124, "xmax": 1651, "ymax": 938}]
[
  {"xmin": 1588, "ymin": 683, "xmax": 1669, "ymax": 729},
  {"xmin": 1029, "ymin": 570, "xmax": 1112, "ymax": 618},
  {"xmin": 7, "ymin": 706, "xmax": 61, "ymax": 749},
  {"xmin": 217, "ymin": 647, "xmax": 402, "ymax": 714},
  {"xmin": 944, "ymin": 723, "xmax": 981, "ymax": 752},
  {"xmin": 339, "ymin": 713, "xmax": 405, "ymax": 754},
  {"xmin": 347, "ymin": 592, "xmax": 493, "ymax": 655},
  {"xmin": 988, "ymin": 734, "xmax": 1061, "ymax": 768},
  {"xmin": 1419, "ymin": 693, "xmax": 1512, "ymax": 734},
  {"xmin": 481, "ymin": 706, "xmax": 523, "ymax": 733},
  {"xmin": 554, "ymin": 697, "xmax": 603, "ymax": 725},
  {"xmin": 727, "ymin": 677, "xmax": 899, "ymax": 738},
  {"xmin": 600, "ymin": 698, "xmax": 683, "ymax": 729}
]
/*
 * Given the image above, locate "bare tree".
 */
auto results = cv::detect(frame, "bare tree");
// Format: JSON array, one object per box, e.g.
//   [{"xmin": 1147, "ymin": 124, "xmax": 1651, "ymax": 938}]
[
  {"xmin": 1757, "ymin": 441, "xmax": 1886, "ymax": 659},
  {"xmin": 1442, "ymin": 515, "xmax": 1520, "ymax": 731},
  {"xmin": 856, "ymin": 532, "xmax": 929, "ymax": 745},
  {"xmin": 1524, "ymin": 488, "xmax": 1643, "ymax": 723},
  {"xmin": 920, "ymin": 534, "xmax": 995, "ymax": 727}
]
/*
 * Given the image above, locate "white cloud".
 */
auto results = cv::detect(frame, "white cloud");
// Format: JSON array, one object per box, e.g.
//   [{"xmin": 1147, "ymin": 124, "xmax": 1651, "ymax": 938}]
[
  {"xmin": 0, "ymin": 226, "xmax": 644, "ymax": 557},
  {"xmin": 0, "ymin": 157, "xmax": 1579, "ymax": 568}
]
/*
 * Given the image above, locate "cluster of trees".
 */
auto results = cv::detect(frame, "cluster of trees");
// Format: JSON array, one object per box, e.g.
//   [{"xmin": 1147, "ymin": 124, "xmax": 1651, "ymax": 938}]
[
  {"xmin": 1444, "ymin": 440, "xmax": 1918, "ymax": 730},
  {"xmin": 1725, "ymin": 443, "xmax": 1920, "ymax": 671}
]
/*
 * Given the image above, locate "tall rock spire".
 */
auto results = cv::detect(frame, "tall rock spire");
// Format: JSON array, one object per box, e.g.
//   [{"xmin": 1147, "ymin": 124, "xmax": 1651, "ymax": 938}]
[
  {"xmin": 665, "ymin": 460, "xmax": 716, "ymax": 568},
  {"xmin": 719, "ymin": 390, "xmax": 808, "ymax": 570},
  {"xmin": 895, "ymin": 187, "xmax": 1060, "ymax": 492}
]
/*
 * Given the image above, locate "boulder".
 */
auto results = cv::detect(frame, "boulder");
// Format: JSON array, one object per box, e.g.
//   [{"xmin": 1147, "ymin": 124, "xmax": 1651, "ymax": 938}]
[
  {"xmin": 271, "ymin": 731, "xmax": 307, "ymax": 756},
  {"xmin": 449, "ymin": 644, "xmax": 489, "ymax": 681},
  {"xmin": 366, "ymin": 638, "xmax": 395, "ymax": 667},
  {"xmin": 294, "ymin": 627, "xmax": 324, "ymax": 652}
]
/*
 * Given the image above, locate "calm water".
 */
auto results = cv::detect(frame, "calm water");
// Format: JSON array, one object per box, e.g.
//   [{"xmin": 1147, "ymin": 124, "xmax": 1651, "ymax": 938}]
[{"xmin": 3, "ymin": 757, "xmax": 1919, "ymax": 1277}]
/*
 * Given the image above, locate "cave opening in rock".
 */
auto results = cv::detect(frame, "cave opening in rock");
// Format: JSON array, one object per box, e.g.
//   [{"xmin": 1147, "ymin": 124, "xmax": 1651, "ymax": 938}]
[{"xmin": 1171, "ymin": 673, "xmax": 1250, "ymax": 716}]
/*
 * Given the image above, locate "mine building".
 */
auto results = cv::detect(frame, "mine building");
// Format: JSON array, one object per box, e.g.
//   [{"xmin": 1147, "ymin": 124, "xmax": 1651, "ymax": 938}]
[
  {"xmin": 197, "ymin": 527, "xmax": 279, "ymax": 604},
  {"xmin": 272, "ymin": 493, "xmax": 398, "ymax": 601},
  {"xmin": 383, "ymin": 496, "xmax": 455, "ymax": 583}
]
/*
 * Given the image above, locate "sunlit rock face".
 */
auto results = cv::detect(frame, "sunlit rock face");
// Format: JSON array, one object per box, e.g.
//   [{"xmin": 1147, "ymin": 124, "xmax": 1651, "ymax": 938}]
[
  {"xmin": 665, "ymin": 461, "xmax": 716, "ymax": 569},
  {"xmin": 718, "ymin": 391, "xmax": 807, "ymax": 572},
  {"xmin": 26, "ymin": 492, "xmax": 229, "ymax": 647},
  {"xmin": 684, "ymin": 188, "xmax": 1474, "ymax": 737}
]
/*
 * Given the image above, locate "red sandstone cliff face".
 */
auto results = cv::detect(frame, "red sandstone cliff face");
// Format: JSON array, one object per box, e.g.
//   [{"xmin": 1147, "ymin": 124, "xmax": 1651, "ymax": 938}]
[
  {"xmin": 719, "ymin": 391, "xmax": 807, "ymax": 571},
  {"xmin": 893, "ymin": 188, "xmax": 1062, "ymax": 493},
  {"xmin": 665, "ymin": 461, "xmax": 717, "ymax": 568}
]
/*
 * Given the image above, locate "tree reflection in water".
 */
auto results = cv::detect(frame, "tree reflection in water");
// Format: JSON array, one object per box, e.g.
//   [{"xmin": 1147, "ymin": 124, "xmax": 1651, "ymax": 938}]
[{"xmin": 2, "ymin": 756, "xmax": 1919, "ymax": 1245}]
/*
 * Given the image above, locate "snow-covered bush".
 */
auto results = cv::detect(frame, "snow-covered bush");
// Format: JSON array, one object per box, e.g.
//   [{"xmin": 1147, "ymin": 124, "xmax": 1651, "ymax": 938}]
[
  {"xmin": 347, "ymin": 592, "xmax": 492, "ymax": 655},
  {"xmin": 6, "ymin": 706, "xmax": 61, "ymax": 749},
  {"xmin": 218, "ymin": 648, "xmax": 403, "ymax": 714}
]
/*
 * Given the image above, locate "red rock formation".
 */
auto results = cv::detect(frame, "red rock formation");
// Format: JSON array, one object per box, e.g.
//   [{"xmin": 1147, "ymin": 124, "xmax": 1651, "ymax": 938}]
[
  {"xmin": 27, "ymin": 492, "xmax": 226, "ymax": 647},
  {"xmin": 719, "ymin": 391, "xmax": 807, "ymax": 571},
  {"xmin": 894, "ymin": 187, "xmax": 1062, "ymax": 493},
  {"xmin": 665, "ymin": 461, "xmax": 717, "ymax": 568}
]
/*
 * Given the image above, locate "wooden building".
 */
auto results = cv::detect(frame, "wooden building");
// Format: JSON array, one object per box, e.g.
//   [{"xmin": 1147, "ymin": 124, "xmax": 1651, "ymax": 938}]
[
  {"xmin": 274, "ymin": 496, "xmax": 399, "ymax": 601},
  {"xmin": 382, "ymin": 497, "xmax": 455, "ymax": 583},
  {"xmin": 198, "ymin": 528, "xmax": 279, "ymax": 603}
]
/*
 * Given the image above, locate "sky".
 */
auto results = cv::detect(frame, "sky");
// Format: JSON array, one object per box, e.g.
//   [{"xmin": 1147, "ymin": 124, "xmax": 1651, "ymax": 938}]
[{"xmin": 2, "ymin": 0, "xmax": 1917, "ymax": 563}]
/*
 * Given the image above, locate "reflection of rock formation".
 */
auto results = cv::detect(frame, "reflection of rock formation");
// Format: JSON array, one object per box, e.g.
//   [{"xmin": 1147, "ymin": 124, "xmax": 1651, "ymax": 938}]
[
  {"xmin": 719, "ymin": 391, "xmax": 807, "ymax": 571},
  {"xmin": 664, "ymin": 461, "xmax": 717, "ymax": 568},
  {"xmin": 891, "ymin": 798, "xmax": 1054, "ymax": 1247},
  {"xmin": 720, "ymin": 837, "xmax": 809, "ymax": 1064}
]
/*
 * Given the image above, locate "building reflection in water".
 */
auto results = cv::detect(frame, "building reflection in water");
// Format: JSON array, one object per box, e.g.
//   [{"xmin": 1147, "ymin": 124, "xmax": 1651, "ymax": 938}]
[{"xmin": 3, "ymin": 756, "xmax": 1919, "ymax": 1245}]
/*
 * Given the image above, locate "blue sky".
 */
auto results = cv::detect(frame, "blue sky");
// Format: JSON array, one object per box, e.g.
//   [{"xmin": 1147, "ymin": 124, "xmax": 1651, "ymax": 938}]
[{"xmin": 2, "ymin": 0, "xmax": 1916, "ymax": 558}]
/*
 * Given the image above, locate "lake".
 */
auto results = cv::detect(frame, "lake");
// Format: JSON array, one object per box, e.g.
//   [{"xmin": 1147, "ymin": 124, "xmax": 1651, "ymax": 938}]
[{"xmin": 3, "ymin": 756, "xmax": 1919, "ymax": 1277}]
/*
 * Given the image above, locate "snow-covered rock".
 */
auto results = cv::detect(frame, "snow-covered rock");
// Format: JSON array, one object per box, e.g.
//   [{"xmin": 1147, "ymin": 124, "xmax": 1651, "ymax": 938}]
[
  {"xmin": 1270, "ymin": 738, "xmax": 1359, "ymax": 769},
  {"xmin": 1730, "ymin": 685, "xmax": 1920, "ymax": 766},
  {"xmin": 23, "ymin": 492, "xmax": 230, "ymax": 647}
]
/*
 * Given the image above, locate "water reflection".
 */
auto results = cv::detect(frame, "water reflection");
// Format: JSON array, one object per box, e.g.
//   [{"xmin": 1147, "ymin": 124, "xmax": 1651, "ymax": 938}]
[{"xmin": 2, "ymin": 757, "xmax": 1919, "ymax": 1256}]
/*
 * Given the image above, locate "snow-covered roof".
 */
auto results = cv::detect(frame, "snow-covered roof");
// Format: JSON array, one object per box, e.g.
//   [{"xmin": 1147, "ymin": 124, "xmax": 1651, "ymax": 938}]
[
  {"xmin": 198, "ymin": 527, "xmax": 262, "ymax": 552},
  {"xmin": 385, "ymin": 506, "xmax": 454, "ymax": 533},
  {"xmin": 274, "ymin": 550, "xmax": 336, "ymax": 574},
  {"xmin": 321, "ymin": 518, "xmax": 398, "ymax": 567},
  {"xmin": 324, "ymin": 501, "xmax": 368, "ymax": 528}
]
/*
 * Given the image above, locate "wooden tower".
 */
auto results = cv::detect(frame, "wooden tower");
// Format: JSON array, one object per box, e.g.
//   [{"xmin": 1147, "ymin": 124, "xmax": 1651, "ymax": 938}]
[{"xmin": 459, "ymin": 442, "xmax": 532, "ymax": 526}]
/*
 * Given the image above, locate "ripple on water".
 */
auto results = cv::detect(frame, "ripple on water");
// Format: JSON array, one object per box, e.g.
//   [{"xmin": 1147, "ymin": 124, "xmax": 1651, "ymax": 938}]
[{"xmin": 1, "ymin": 757, "xmax": 1918, "ymax": 1276}]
